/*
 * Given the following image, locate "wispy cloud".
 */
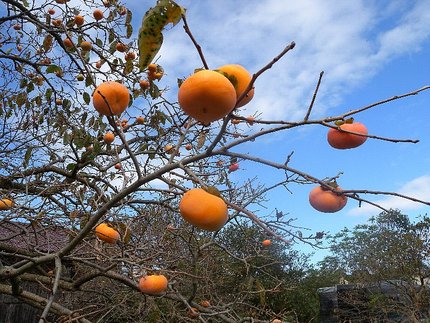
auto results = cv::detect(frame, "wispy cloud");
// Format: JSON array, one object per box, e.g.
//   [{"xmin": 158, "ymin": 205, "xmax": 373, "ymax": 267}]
[
  {"xmin": 349, "ymin": 175, "xmax": 430, "ymax": 216},
  {"xmin": 136, "ymin": 0, "xmax": 430, "ymax": 120}
]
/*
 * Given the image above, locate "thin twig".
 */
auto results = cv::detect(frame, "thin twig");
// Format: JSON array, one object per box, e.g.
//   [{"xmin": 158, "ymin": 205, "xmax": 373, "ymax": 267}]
[
  {"xmin": 341, "ymin": 85, "xmax": 430, "ymax": 118},
  {"xmin": 235, "ymin": 41, "xmax": 296, "ymax": 108},
  {"xmin": 206, "ymin": 41, "xmax": 296, "ymax": 154},
  {"xmin": 304, "ymin": 71, "xmax": 324, "ymax": 121},
  {"xmin": 181, "ymin": 14, "xmax": 209, "ymax": 70},
  {"xmin": 39, "ymin": 256, "xmax": 62, "ymax": 322}
]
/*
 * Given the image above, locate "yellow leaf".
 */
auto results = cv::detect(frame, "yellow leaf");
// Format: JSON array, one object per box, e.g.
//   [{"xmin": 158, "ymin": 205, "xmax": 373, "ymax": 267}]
[
  {"xmin": 43, "ymin": 34, "xmax": 53, "ymax": 52},
  {"xmin": 197, "ymin": 131, "xmax": 206, "ymax": 149},
  {"xmin": 138, "ymin": 0, "xmax": 185, "ymax": 70}
]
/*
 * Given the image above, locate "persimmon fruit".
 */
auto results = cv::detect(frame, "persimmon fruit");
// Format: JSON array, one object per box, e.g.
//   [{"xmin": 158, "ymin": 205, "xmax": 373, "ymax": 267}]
[
  {"xmin": 139, "ymin": 80, "xmax": 150, "ymax": 90},
  {"xmin": 200, "ymin": 300, "xmax": 210, "ymax": 307},
  {"xmin": 327, "ymin": 121, "xmax": 368, "ymax": 149},
  {"xmin": 114, "ymin": 163, "xmax": 121, "ymax": 170},
  {"xmin": 164, "ymin": 145, "xmax": 174, "ymax": 153},
  {"xmin": 48, "ymin": 8, "xmax": 55, "ymax": 15},
  {"xmin": 153, "ymin": 72, "xmax": 163, "ymax": 80},
  {"xmin": 92, "ymin": 81, "xmax": 130, "ymax": 116},
  {"xmin": 228, "ymin": 163, "xmax": 239, "ymax": 172},
  {"xmin": 74, "ymin": 15, "xmax": 84, "ymax": 26},
  {"xmin": 185, "ymin": 144, "xmax": 192, "ymax": 151},
  {"xmin": 178, "ymin": 70, "xmax": 237, "ymax": 124},
  {"xmin": 179, "ymin": 188, "xmax": 228, "ymax": 231},
  {"xmin": 52, "ymin": 19, "xmax": 62, "ymax": 27},
  {"xmin": 147, "ymin": 63, "xmax": 157, "ymax": 73},
  {"xmin": 138, "ymin": 274, "xmax": 168, "ymax": 295},
  {"xmin": 115, "ymin": 42, "xmax": 126, "ymax": 52},
  {"xmin": 262, "ymin": 239, "xmax": 272, "ymax": 247},
  {"xmin": 93, "ymin": 9, "xmax": 104, "ymax": 21},
  {"xmin": 103, "ymin": 132, "xmax": 115, "ymax": 144},
  {"xmin": 63, "ymin": 38, "xmax": 73, "ymax": 48},
  {"xmin": 0, "ymin": 198, "xmax": 13, "ymax": 210},
  {"xmin": 216, "ymin": 64, "xmax": 254, "ymax": 107},
  {"xmin": 125, "ymin": 51, "xmax": 136, "ymax": 60},
  {"xmin": 136, "ymin": 116, "xmax": 145, "ymax": 124},
  {"xmin": 80, "ymin": 41, "xmax": 92, "ymax": 51},
  {"xmin": 95, "ymin": 223, "xmax": 120, "ymax": 244},
  {"xmin": 309, "ymin": 185, "xmax": 347, "ymax": 213}
]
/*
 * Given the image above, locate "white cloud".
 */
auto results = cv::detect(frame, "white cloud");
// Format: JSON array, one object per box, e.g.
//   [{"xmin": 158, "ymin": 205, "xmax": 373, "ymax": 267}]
[
  {"xmin": 135, "ymin": 0, "xmax": 430, "ymax": 120},
  {"xmin": 349, "ymin": 175, "xmax": 430, "ymax": 216}
]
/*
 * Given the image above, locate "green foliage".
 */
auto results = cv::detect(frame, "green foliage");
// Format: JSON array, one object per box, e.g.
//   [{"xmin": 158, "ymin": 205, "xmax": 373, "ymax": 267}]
[
  {"xmin": 325, "ymin": 209, "xmax": 430, "ymax": 282},
  {"xmin": 213, "ymin": 224, "xmax": 310, "ymax": 319},
  {"xmin": 318, "ymin": 209, "xmax": 430, "ymax": 322}
]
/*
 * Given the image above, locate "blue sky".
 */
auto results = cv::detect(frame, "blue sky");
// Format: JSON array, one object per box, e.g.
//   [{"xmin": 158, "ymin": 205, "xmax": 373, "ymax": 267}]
[{"xmin": 126, "ymin": 0, "xmax": 430, "ymax": 261}]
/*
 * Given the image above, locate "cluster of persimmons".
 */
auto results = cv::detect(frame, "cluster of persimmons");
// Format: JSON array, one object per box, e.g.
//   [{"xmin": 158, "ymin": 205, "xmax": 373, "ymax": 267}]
[
  {"xmin": 0, "ymin": 52, "xmax": 369, "ymax": 299},
  {"xmin": 88, "ymin": 61, "xmax": 368, "ymax": 297}
]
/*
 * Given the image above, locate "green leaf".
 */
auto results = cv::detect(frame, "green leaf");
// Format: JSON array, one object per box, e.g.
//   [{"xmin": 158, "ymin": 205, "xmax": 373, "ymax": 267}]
[
  {"xmin": 46, "ymin": 65, "xmax": 62, "ymax": 74},
  {"xmin": 83, "ymin": 92, "xmax": 91, "ymax": 104},
  {"xmin": 63, "ymin": 99, "xmax": 71, "ymax": 110},
  {"xmin": 108, "ymin": 30, "xmax": 115, "ymax": 43},
  {"xmin": 85, "ymin": 76, "xmax": 93, "ymax": 87},
  {"xmin": 139, "ymin": 143, "xmax": 148, "ymax": 152},
  {"xmin": 16, "ymin": 92, "xmax": 27, "ymax": 107},
  {"xmin": 66, "ymin": 163, "xmax": 76, "ymax": 171},
  {"xmin": 124, "ymin": 60, "xmax": 133, "ymax": 74},
  {"xmin": 125, "ymin": 9, "xmax": 133, "ymax": 24},
  {"xmin": 109, "ymin": 41, "xmax": 118, "ymax": 54},
  {"xmin": 63, "ymin": 131, "xmax": 71, "ymax": 145},
  {"xmin": 81, "ymin": 111, "xmax": 88, "ymax": 124},
  {"xmin": 149, "ymin": 84, "xmax": 160, "ymax": 99},
  {"xmin": 148, "ymin": 149, "xmax": 156, "ymax": 159},
  {"xmin": 45, "ymin": 88, "xmax": 53, "ymax": 101},
  {"xmin": 138, "ymin": 0, "xmax": 185, "ymax": 70},
  {"xmin": 20, "ymin": 78, "xmax": 28, "ymax": 89},
  {"xmin": 23, "ymin": 146, "xmax": 33, "ymax": 167},
  {"xmin": 126, "ymin": 24, "xmax": 133, "ymax": 39},
  {"xmin": 45, "ymin": 14, "xmax": 51, "ymax": 26}
]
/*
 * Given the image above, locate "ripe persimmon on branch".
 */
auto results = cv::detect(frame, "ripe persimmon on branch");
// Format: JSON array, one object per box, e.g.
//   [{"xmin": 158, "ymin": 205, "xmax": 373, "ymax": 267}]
[{"xmin": 0, "ymin": 0, "xmax": 429, "ymax": 322}]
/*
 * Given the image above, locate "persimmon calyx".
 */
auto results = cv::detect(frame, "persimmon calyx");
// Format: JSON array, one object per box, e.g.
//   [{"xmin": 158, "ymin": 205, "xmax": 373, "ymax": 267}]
[
  {"xmin": 334, "ymin": 117, "xmax": 354, "ymax": 127},
  {"xmin": 203, "ymin": 186, "xmax": 223, "ymax": 199},
  {"xmin": 320, "ymin": 181, "xmax": 340, "ymax": 191}
]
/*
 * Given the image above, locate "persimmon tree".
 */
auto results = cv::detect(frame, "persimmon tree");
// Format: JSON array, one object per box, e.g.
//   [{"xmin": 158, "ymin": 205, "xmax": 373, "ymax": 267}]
[{"xmin": 0, "ymin": 0, "xmax": 429, "ymax": 322}]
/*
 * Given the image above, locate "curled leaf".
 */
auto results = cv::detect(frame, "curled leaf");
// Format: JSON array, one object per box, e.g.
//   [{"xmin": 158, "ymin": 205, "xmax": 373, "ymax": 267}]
[{"xmin": 138, "ymin": 0, "xmax": 185, "ymax": 70}]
